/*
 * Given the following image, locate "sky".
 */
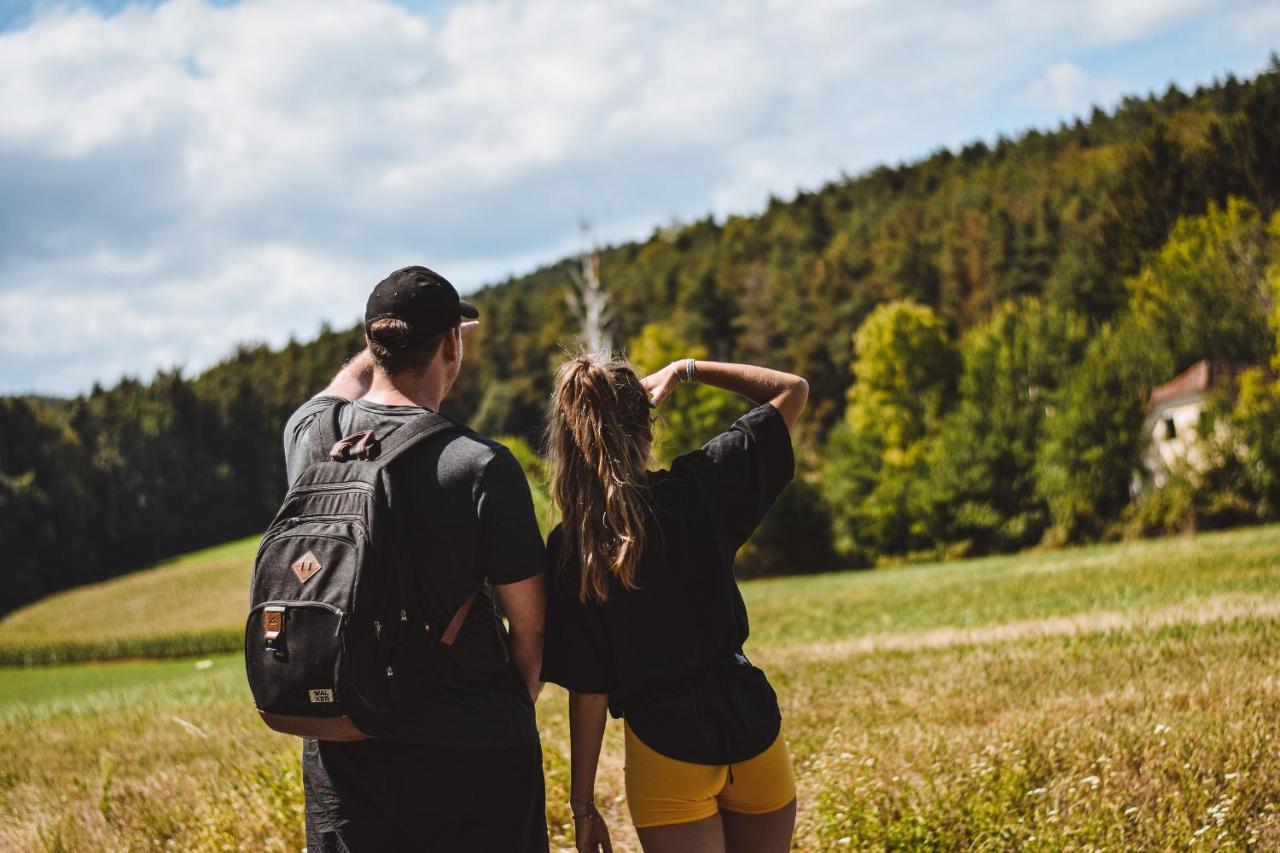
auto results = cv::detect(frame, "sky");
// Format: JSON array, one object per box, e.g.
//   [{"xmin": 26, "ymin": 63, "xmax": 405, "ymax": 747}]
[{"xmin": 0, "ymin": 0, "xmax": 1277, "ymax": 395}]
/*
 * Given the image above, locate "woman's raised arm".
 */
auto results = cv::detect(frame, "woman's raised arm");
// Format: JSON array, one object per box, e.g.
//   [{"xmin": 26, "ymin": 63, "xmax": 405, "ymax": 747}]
[{"xmin": 643, "ymin": 359, "xmax": 809, "ymax": 430}]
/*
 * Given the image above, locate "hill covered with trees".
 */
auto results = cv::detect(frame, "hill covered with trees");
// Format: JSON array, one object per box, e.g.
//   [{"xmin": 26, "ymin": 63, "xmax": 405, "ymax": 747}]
[{"xmin": 4, "ymin": 57, "xmax": 1280, "ymax": 615}]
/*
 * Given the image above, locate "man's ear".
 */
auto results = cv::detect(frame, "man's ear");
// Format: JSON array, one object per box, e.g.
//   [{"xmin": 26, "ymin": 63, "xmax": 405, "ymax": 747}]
[{"xmin": 442, "ymin": 324, "xmax": 462, "ymax": 363}]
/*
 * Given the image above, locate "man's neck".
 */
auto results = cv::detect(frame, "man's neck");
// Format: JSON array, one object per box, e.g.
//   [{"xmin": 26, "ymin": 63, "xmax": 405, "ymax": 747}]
[{"xmin": 362, "ymin": 370, "xmax": 446, "ymax": 411}]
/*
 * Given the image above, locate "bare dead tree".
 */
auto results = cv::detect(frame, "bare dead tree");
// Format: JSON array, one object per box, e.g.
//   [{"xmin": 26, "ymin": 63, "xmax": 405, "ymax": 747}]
[{"xmin": 567, "ymin": 223, "xmax": 614, "ymax": 355}]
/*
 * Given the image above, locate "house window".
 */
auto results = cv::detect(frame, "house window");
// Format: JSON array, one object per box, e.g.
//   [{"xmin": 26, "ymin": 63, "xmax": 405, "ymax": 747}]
[{"xmin": 1164, "ymin": 417, "xmax": 1177, "ymax": 439}]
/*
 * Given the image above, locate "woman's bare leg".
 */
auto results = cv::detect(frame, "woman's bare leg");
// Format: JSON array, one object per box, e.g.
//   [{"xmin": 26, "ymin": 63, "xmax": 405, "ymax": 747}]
[
  {"xmin": 720, "ymin": 798, "xmax": 797, "ymax": 853},
  {"xmin": 636, "ymin": 813, "xmax": 726, "ymax": 853}
]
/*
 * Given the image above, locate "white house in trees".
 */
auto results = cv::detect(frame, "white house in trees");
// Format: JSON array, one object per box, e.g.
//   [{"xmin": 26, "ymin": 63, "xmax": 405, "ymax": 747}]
[{"xmin": 1136, "ymin": 359, "xmax": 1232, "ymax": 493}]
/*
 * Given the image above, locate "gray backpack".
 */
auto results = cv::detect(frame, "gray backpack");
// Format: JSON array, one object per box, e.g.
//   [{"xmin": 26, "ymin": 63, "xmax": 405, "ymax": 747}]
[{"xmin": 245, "ymin": 404, "xmax": 476, "ymax": 740}]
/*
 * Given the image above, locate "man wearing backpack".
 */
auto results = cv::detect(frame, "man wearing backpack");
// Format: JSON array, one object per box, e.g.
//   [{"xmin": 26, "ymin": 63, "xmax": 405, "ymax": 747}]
[{"xmin": 280, "ymin": 266, "xmax": 549, "ymax": 852}]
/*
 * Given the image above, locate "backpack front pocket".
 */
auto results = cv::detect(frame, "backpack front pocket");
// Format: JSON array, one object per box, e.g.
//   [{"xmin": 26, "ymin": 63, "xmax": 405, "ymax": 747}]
[
  {"xmin": 245, "ymin": 600, "xmax": 346, "ymax": 717},
  {"xmin": 253, "ymin": 520, "xmax": 367, "ymax": 608}
]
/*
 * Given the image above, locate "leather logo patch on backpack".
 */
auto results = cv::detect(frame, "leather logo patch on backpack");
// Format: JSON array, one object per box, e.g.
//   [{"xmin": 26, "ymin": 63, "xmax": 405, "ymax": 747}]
[
  {"xmin": 263, "ymin": 609, "xmax": 283, "ymax": 634},
  {"xmin": 291, "ymin": 551, "xmax": 322, "ymax": 583}
]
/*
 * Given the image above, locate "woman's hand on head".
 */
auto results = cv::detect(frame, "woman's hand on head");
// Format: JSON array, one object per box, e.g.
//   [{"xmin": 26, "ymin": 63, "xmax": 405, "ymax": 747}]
[{"xmin": 641, "ymin": 362, "xmax": 683, "ymax": 409}]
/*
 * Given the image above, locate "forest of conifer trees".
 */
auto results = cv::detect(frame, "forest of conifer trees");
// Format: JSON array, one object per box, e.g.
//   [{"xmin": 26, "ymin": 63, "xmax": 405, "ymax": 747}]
[{"xmin": 3, "ymin": 57, "xmax": 1279, "ymax": 615}]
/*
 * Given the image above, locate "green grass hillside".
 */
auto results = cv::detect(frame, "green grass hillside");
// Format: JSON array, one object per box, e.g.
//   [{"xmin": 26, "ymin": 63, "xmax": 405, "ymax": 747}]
[
  {"xmin": 0, "ymin": 439, "xmax": 551, "ymax": 667},
  {"xmin": 0, "ymin": 537, "xmax": 257, "ymax": 666},
  {"xmin": 2, "ymin": 525, "xmax": 1279, "ymax": 849},
  {"xmin": 7, "ymin": 511, "xmax": 1279, "ymax": 666}
]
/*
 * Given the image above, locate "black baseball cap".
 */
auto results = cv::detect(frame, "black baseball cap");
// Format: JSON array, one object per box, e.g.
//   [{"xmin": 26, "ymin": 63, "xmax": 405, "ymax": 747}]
[{"xmin": 364, "ymin": 265, "xmax": 478, "ymax": 341}]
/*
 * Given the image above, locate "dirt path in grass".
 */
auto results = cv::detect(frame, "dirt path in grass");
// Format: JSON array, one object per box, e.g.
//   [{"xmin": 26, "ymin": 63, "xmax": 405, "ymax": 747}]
[{"xmin": 762, "ymin": 594, "xmax": 1280, "ymax": 665}]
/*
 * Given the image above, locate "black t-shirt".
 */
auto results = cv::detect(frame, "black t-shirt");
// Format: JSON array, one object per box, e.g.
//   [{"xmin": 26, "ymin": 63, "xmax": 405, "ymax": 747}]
[
  {"xmin": 541, "ymin": 402, "xmax": 794, "ymax": 764},
  {"xmin": 284, "ymin": 396, "xmax": 547, "ymax": 748}
]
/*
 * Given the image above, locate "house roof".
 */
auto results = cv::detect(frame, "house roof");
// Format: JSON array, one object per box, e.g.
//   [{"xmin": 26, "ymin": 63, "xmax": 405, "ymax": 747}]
[{"xmin": 1148, "ymin": 359, "xmax": 1218, "ymax": 408}]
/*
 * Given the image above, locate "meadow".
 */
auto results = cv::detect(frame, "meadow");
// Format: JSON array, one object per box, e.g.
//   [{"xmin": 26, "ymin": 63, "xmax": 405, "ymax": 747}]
[
  {"xmin": 2, "ymin": 524, "xmax": 1279, "ymax": 850},
  {"xmin": 0, "ymin": 538, "xmax": 255, "ymax": 666}
]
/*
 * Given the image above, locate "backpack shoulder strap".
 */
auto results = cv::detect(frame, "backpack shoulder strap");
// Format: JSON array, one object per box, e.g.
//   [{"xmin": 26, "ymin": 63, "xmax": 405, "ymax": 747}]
[
  {"xmin": 372, "ymin": 411, "xmax": 467, "ymax": 467},
  {"xmin": 372, "ymin": 413, "xmax": 478, "ymax": 646},
  {"xmin": 308, "ymin": 398, "xmax": 346, "ymax": 464},
  {"xmin": 440, "ymin": 588, "xmax": 481, "ymax": 646}
]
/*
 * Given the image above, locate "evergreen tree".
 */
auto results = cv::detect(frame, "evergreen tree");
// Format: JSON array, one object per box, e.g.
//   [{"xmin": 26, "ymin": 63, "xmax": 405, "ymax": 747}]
[{"xmin": 7, "ymin": 62, "xmax": 1280, "ymax": 609}]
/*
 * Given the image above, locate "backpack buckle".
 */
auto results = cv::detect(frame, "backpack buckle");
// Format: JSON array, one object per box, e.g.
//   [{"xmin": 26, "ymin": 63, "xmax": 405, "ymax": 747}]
[
  {"xmin": 329, "ymin": 430, "xmax": 381, "ymax": 461},
  {"xmin": 263, "ymin": 605, "xmax": 286, "ymax": 656}
]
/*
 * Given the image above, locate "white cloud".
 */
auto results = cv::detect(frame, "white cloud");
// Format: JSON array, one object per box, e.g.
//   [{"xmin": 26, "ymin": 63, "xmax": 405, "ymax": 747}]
[
  {"xmin": 0, "ymin": 240, "xmax": 382, "ymax": 394},
  {"xmin": 1019, "ymin": 61, "xmax": 1092, "ymax": 112},
  {"xmin": 1218, "ymin": 3, "xmax": 1280, "ymax": 50},
  {"xmin": 0, "ymin": 0, "xmax": 1275, "ymax": 394},
  {"xmin": 1082, "ymin": 0, "xmax": 1217, "ymax": 41}
]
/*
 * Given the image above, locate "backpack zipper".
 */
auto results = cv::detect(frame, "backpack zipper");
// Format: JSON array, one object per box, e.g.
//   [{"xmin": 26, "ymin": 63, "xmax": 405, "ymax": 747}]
[
  {"xmin": 287, "ymin": 481, "xmax": 376, "ymax": 497},
  {"xmin": 249, "ymin": 600, "xmax": 346, "ymax": 636},
  {"xmin": 278, "ymin": 513, "xmax": 366, "ymax": 528},
  {"xmin": 255, "ymin": 529, "xmax": 362, "ymax": 565},
  {"xmin": 264, "ymin": 513, "xmax": 367, "ymax": 538},
  {"xmin": 266, "ymin": 531, "xmax": 358, "ymax": 546},
  {"xmin": 251, "ymin": 599, "xmax": 345, "ymax": 616}
]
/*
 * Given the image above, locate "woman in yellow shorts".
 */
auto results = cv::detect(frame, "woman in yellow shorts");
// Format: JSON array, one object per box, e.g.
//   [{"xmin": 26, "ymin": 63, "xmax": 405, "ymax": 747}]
[{"xmin": 541, "ymin": 353, "xmax": 808, "ymax": 852}]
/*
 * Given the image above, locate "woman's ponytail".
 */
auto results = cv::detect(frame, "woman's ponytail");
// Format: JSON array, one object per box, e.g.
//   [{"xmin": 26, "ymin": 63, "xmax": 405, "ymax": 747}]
[{"xmin": 546, "ymin": 354, "xmax": 653, "ymax": 603}]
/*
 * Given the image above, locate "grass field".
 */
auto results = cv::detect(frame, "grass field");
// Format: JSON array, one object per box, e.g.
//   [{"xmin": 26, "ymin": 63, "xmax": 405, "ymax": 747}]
[
  {"xmin": 0, "ymin": 538, "xmax": 257, "ymax": 665},
  {"xmin": 3, "ymin": 525, "xmax": 1280, "ymax": 850}
]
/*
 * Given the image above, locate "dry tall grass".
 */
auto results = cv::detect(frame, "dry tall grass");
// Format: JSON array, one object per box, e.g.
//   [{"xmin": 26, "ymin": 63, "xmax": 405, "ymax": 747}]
[{"xmin": 3, "ymin": 524, "xmax": 1279, "ymax": 850}]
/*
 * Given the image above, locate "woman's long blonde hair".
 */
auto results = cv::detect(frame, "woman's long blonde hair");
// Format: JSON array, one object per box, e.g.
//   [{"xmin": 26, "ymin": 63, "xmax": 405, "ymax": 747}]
[{"xmin": 546, "ymin": 354, "xmax": 653, "ymax": 603}]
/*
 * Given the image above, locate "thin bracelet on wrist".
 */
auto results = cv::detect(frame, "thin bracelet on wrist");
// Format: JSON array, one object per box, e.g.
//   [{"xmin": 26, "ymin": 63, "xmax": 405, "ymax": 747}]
[
  {"xmin": 685, "ymin": 358, "xmax": 696, "ymax": 383},
  {"xmin": 570, "ymin": 798, "xmax": 599, "ymax": 820}
]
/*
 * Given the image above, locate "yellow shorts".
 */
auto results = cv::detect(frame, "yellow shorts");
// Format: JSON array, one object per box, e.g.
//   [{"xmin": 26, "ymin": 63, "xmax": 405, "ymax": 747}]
[{"xmin": 623, "ymin": 723, "xmax": 797, "ymax": 829}]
